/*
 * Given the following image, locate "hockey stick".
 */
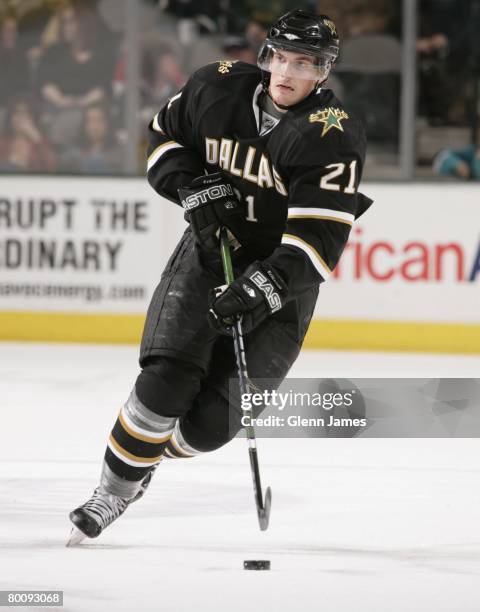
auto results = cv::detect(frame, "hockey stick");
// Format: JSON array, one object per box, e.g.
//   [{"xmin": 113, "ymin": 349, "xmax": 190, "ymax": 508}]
[{"xmin": 219, "ymin": 227, "xmax": 272, "ymax": 531}]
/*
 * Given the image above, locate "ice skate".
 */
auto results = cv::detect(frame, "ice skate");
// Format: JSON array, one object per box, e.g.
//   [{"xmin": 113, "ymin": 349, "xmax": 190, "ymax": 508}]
[
  {"xmin": 130, "ymin": 464, "xmax": 157, "ymax": 503},
  {"xmin": 67, "ymin": 486, "xmax": 129, "ymax": 545},
  {"xmin": 66, "ymin": 466, "xmax": 158, "ymax": 546}
]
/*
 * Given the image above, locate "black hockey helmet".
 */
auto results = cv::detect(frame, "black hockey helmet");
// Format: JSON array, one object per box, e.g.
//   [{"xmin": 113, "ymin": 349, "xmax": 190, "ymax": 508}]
[{"xmin": 258, "ymin": 9, "xmax": 339, "ymax": 82}]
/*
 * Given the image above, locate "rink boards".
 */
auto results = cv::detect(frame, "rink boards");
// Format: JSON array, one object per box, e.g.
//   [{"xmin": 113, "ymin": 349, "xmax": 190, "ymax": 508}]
[{"xmin": 0, "ymin": 177, "xmax": 478, "ymax": 353}]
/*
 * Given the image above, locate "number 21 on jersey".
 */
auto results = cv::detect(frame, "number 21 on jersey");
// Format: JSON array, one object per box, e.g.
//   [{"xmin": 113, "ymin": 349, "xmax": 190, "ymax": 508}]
[{"xmin": 320, "ymin": 160, "xmax": 357, "ymax": 194}]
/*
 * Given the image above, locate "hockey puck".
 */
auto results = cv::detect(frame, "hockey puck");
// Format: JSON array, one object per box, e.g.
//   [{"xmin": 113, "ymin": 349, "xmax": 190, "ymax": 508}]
[{"xmin": 243, "ymin": 560, "xmax": 270, "ymax": 570}]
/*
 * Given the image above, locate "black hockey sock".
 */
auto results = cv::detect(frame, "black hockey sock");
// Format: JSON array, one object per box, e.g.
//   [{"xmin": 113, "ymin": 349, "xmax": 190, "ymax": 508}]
[{"xmin": 105, "ymin": 389, "xmax": 177, "ymax": 481}]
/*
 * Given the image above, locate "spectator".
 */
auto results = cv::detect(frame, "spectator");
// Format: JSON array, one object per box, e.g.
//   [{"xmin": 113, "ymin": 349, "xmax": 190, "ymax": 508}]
[
  {"xmin": 243, "ymin": 1, "xmax": 299, "ymax": 29},
  {"xmin": 245, "ymin": 19, "xmax": 268, "ymax": 54},
  {"xmin": 141, "ymin": 44, "xmax": 186, "ymax": 122},
  {"xmin": 318, "ymin": 0, "xmax": 399, "ymax": 40},
  {"xmin": 344, "ymin": 0, "xmax": 397, "ymax": 37},
  {"xmin": 60, "ymin": 104, "xmax": 122, "ymax": 174},
  {"xmin": 160, "ymin": 0, "xmax": 223, "ymax": 27},
  {"xmin": 4, "ymin": 1, "xmax": 79, "ymax": 79},
  {"xmin": 37, "ymin": 2, "xmax": 116, "ymax": 145},
  {"xmin": 433, "ymin": 145, "xmax": 480, "ymax": 180},
  {"xmin": 418, "ymin": 0, "xmax": 472, "ymax": 125},
  {"xmin": 0, "ymin": 97, "xmax": 56, "ymax": 173},
  {"xmin": 316, "ymin": 0, "xmax": 350, "ymax": 39},
  {"xmin": 333, "ymin": 0, "xmax": 401, "ymax": 145},
  {"xmin": 160, "ymin": 0, "xmax": 222, "ymax": 44},
  {"xmin": 222, "ymin": 35, "xmax": 257, "ymax": 64},
  {"xmin": 0, "ymin": 13, "xmax": 30, "ymax": 109}
]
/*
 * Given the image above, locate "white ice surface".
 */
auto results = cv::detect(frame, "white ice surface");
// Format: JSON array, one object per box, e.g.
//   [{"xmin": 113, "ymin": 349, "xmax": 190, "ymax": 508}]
[{"xmin": 1, "ymin": 343, "xmax": 480, "ymax": 612}]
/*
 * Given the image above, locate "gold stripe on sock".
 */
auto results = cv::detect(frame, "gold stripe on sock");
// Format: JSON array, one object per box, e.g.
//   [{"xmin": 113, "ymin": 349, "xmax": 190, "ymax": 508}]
[
  {"xmin": 169, "ymin": 435, "xmax": 196, "ymax": 458},
  {"xmin": 118, "ymin": 409, "xmax": 172, "ymax": 444}
]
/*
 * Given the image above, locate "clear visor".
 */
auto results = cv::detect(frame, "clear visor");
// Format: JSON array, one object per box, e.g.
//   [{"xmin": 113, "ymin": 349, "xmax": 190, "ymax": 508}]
[{"xmin": 257, "ymin": 41, "xmax": 334, "ymax": 81}]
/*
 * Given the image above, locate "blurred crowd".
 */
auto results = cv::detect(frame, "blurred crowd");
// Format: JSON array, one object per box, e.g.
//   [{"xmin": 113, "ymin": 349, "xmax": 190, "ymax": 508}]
[
  {"xmin": 0, "ymin": 0, "xmax": 478, "ymax": 178},
  {"xmin": 0, "ymin": 0, "xmax": 122, "ymax": 174}
]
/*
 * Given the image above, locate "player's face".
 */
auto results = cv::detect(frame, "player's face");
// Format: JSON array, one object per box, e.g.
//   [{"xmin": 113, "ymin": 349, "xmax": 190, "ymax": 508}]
[{"xmin": 268, "ymin": 50, "xmax": 318, "ymax": 107}]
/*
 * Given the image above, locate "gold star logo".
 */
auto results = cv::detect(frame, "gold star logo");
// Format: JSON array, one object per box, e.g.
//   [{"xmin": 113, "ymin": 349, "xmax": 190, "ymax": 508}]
[
  {"xmin": 309, "ymin": 107, "xmax": 349, "ymax": 137},
  {"xmin": 218, "ymin": 60, "xmax": 234, "ymax": 74},
  {"xmin": 323, "ymin": 19, "xmax": 337, "ymax": 37}
]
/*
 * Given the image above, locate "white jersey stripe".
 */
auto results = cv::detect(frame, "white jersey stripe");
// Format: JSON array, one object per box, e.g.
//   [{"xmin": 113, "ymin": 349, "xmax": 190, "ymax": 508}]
[
  {"xmin": 170, "ymin": 420, "xmax": 202, "ymax": 456},
  {"xmin": 167, "ymin": 91, "xmax": 182, "ymax": 109},
  {"xmin": 152, "ymin": 113, "xmax": 164, "ymax": 134},
  {"xmin": 282, "ymin": 234, "xmax": 331, "ymax": 280},
  {"xmin": 120, "ymin": 405, "xmax": 173, "ymax": 441},
  {"xmin": 288, "ymin": 207, "xmax": 354, "ymax": 225},
  {"xmin": 107, "ymin": 438, "xmax": 162, "ymax": 468},
  {"xmin": 147, "ymin": 141, "xmax": 183, "ymax": 172}
]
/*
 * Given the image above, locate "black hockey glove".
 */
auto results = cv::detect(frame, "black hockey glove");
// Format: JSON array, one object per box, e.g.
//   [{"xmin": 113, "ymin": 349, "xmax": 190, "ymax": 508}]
[
  {"xmin": 208, "ymin": 261, "xmax": 288, "ymax": 335},
  {"xmin": 178, "ymin": 172, "xmax": 250, "ymax": 252}
]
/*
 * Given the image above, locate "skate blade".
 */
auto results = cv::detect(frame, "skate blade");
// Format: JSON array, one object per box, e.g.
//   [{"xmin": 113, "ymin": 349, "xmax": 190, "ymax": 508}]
[{"xmin": 66, "ymin": 526, "xmax": 87, "ymax": 547}]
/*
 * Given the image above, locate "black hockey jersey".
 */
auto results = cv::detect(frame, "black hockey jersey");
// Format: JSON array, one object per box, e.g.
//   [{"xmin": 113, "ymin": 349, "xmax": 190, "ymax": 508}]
[{"xmin": 147, "ymin": 60, "xmax": 371, "ymax": 297}]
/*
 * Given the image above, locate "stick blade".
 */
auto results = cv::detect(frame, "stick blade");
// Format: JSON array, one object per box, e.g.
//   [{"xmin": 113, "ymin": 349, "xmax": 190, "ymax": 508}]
[{"xmin": 258, "ymin": 486, "xmax": 272, "ymax": 531}]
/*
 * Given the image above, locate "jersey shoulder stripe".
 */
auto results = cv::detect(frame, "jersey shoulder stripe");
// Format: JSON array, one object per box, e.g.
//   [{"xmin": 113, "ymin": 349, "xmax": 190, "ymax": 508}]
[
  {"xmin": 287, "ymin": 207, "xmax": 355, "ymax": 226},
  {"xmin": 147, "ymin": 140, "xmax": 184, "ymax": 172}
]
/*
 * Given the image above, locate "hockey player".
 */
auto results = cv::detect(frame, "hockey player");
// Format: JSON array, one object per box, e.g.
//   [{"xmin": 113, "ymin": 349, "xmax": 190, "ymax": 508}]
[{"xmin": 68, "ymin": 9, "xmax": 372, "ymax": 543}]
